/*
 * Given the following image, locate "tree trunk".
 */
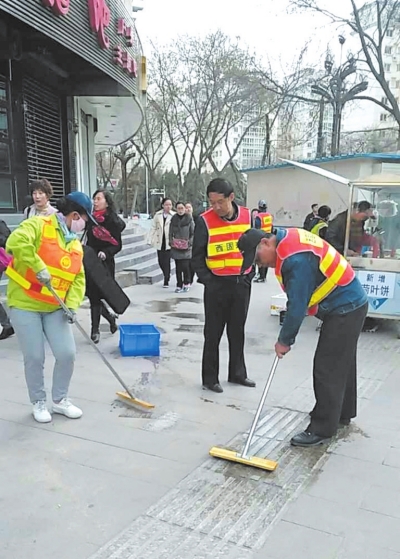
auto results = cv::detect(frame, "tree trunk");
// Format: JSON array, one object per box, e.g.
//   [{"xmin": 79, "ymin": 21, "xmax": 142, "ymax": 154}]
[{"xmin": 122, "ymin": 161, "xmax": 128, "ymax": 218}]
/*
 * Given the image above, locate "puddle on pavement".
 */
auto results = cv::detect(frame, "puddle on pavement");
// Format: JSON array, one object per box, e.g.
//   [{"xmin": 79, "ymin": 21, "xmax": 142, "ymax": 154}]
[
  {"xmin": 146, "ymin": 297, "xmax": 202, "ymax": 313},
  {"xmin": 175, "ymin": 324, "xmax": 203, "ymax": 333},
  {"xmin": 168, "ymin": 312, "xmax": 204, "ymax": 321}
]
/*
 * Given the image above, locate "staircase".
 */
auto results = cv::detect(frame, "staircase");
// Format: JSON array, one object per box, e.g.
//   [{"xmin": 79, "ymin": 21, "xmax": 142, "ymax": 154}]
[{"xmin": 117, "ymin": 223, "xmax": 175, "ymax": 286}]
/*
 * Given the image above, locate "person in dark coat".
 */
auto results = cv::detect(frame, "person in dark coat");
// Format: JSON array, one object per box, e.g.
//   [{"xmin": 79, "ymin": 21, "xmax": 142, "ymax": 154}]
[
  {"xmin": 169, "ymin": 202, "xmax": 195, "ymax": 292},
  {"xmin": 85, "ymin": 189, "xmax": 125, "ymax": 343},
  {"xmin": 303, "ymin": 203, "xmax": 319, "ymax": 231}
]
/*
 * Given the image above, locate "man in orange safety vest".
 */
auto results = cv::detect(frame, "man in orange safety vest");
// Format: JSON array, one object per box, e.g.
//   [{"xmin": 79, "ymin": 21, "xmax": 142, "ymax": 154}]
[{"xmin": 238, "ymin": 227, "xmax": 368, "ymax": 448}]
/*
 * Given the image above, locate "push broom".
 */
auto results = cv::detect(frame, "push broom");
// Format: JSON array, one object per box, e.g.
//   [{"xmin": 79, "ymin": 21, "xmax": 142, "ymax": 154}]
[
  {"xmin": 46, "ymin": 282, "xmax": 154, "ymax": 411},
  {"xmin": 209, "ymin": 356, "xmax": 279, "ymax": 471}
]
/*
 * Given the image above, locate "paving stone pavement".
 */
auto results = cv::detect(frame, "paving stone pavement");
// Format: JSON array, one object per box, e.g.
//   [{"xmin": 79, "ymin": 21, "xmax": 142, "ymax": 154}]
[{"xmin": 2, "ymin": 278, "xmax": 400, "ymax": 559}]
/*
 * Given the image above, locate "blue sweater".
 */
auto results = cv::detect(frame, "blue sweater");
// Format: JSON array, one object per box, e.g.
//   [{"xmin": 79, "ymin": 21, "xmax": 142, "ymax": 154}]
[{"xmin": 276, "ymin": 229, "xmax": 367, "ymax": 347}]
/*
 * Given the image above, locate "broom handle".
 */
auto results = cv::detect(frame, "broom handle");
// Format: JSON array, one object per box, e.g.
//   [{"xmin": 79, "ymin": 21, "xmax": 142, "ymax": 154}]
[
  {"xmin": 45, "ymin": 282, "xmax": 135, "ymax": 399},
  {"xmin": 240, "ymin": 356, "xmax": 279, "ymax": 459}
]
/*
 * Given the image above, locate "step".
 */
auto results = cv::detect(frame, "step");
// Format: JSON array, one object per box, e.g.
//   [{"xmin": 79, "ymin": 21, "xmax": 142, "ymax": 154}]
[
  {"xmin": 115, "ymin": 247, "xmax": 156, "ymax": 271},
  {"xmin": 124, "ymin": 258, "xmax": 160, "ymax": 278},
  {"xmin": 138, "ymin": 261, "xmax": 176, "ymax": 285}
]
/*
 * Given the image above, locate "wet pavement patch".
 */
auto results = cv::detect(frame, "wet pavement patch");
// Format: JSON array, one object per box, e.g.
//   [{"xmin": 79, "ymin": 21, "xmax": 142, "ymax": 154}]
[
  {"xmin": 175, "ymin": 324, "xmax": 203, "ymax": 333},
  {"xmin": 88, "ymin": 407, "xmax": 334, "ymax": 559},
  {"xmin": 168, "ymin": 312, "xmax": 205, "ymax": 321},
  {"xmin": 146, "ymin": 297, "xmax": 202, "ymax": 313}
]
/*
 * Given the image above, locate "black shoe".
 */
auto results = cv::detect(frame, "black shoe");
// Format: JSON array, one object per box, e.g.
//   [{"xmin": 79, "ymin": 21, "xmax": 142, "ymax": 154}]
[
  {"xmin": 228, "ymin": 377, "xmax": 256, "ymax": 388},
  {"xmin": 339, "ymin": 418, "xmax": 351, "ymax": 426},
  {"xmin": 91, "ymin": 331, "xmax": 100, "ymax": 344},
  {"xmin": 290, "ymin": 430, "xmax": 330, "ymax": 447},
  {"xmin": 202, "ymin": 383, "xmax": 223, "ymax": 393},
  {"xmin": 109, "ymin": 319, "xmax": 118, "ymax": 335},
  {"xmin": 0, "ymin": 326, "xmax": 14, "ymax": 340}
]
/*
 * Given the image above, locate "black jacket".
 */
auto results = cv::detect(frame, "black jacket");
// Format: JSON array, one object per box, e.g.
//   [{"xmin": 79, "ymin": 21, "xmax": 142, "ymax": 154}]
[
  {"xmin": 192, "ymin": 204, "xmax": 254, "ymax": 286},
  {"xmin": 169, "ymin": 213, "xmax": 195, "ymax": 260},
  {"xmin": 0, "ymin": 220, "xmax": 11, "ymax": 249},
  {"xmin": 85, "ymin": 210, "xmax": 125, "ymax": 277}
]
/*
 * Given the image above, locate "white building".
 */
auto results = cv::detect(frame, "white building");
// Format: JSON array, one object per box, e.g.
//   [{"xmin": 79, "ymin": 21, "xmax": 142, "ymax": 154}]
[{"xmin": 341, "ymin": 2, "xmax": 400, "ymax": 149}]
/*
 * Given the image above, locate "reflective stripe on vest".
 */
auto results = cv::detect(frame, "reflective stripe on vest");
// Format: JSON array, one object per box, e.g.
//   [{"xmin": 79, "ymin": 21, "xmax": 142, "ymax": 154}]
[
  {"xmin": 202, "ymin": 206, "xmax": 252, "ymax": 276},
  {"xmin": 310, "ymin": 220, "xmax": 328, "ymax": 237},
  {"xmin": 6, "ymin": 216, "xmax": 83, "ymax": 305},
  {"xmin": 257, "ymin": 212, "xmax": 273, "ymax": 233},
  {"xmin": 275, "ymin": 228, "xmax": 355, "ymax": 309}
]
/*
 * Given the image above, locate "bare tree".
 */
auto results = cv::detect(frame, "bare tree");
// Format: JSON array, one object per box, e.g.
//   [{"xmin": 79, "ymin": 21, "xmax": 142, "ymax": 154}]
[
  {"xmin": 149, "ymin": 31, "xmax": 276, "ymax": 195},
  {"xmin": 96, "ymin": 148, "xmax": 118, "ymax": 188},
  {"xmin": 289, "ymin": 0, "xmax": 400, "ymax": 147},
  {"xmin": 114, "ymin": 142, "xmax": 141, "ymax": 217}
]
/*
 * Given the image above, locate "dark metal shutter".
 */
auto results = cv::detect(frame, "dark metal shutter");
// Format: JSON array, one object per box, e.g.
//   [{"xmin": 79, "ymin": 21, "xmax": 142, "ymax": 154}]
[{"xmin": 23, "ymin": 77, "xmax": 65, "ymax": 198}]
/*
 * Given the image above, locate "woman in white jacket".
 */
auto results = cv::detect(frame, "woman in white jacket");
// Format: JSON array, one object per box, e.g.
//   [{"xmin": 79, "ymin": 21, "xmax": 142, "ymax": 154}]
[{"xmin": 148, "ymin": 198, "xmax": 175, "ymax": 287}]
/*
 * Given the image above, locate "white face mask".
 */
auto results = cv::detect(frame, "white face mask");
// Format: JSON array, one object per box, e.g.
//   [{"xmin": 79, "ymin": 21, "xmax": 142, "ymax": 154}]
[{"xmin": 70, "ymin": 216, "xmax": 86, "ymax": 233}]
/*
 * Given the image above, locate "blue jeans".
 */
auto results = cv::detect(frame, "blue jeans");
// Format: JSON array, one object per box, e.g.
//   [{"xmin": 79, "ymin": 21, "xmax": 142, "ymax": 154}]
[{"xmin": 10, "ymin": 308, "xmax": 76, "ymax": 403}]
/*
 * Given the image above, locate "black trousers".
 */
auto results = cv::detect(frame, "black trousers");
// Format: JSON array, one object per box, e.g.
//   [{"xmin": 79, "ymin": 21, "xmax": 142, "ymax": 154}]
[
  {"xmin": 175, "ymin": 259, "xmax": 191, "ymax": 288},
  {"xmin": 202, "ymin": 281, "xmax": 251, "ymax": 385},
  {"xmin": 157, "ymin": 249, "xmax": 171, "ymax": 285},
  {"xmin": 258, "ymin": 266, "xmax": 267, "ymax": 280},
  {"xmin": 188, "ymin": 259, "xmax": 195, "ymax": 284},
  {"xmin": 308, "ymin": 302, "xmax": 368, "ymax": 437}
]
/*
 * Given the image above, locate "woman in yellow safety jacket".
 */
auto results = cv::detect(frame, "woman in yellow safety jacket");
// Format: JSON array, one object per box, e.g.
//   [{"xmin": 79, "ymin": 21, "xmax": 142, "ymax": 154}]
[{"xmin": 5, "ymin": 192, "xmax": 96, "ymax": 424}]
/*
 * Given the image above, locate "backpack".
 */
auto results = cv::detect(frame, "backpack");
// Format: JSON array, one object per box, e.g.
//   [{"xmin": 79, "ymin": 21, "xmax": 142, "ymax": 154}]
[{"xmin": 0, "ymin": 220, "xmax": 11, "ymax": 249}]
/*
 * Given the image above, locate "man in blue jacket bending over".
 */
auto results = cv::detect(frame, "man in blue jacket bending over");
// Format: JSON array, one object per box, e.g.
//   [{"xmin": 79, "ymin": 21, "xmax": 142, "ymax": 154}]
[{"xmin": 238, "ymin": 227, "xmax": 368, "ymax": 447}]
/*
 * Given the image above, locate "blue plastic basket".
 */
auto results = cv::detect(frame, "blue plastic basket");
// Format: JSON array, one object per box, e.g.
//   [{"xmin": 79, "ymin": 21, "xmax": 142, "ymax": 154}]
[{"xmin": 119, "ymin": 324, "xmax": 161, "ymax": 357}]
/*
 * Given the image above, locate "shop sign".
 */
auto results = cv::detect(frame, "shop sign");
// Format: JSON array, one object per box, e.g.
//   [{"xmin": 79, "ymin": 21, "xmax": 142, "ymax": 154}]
[
  {"xmin": 40, "ymin": 0, "xmax": 137, "ymax": 77},
  {"xmin": 358, "ymin": 270, "xmax": 396, "ymax": 299}
]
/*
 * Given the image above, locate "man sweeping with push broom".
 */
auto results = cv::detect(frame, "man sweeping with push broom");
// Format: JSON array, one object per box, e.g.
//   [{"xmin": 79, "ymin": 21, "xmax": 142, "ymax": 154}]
[
  {"xmin": 237, "ymin": 227, "xmax": 368, "ymax": 447},
  {"xmin": 209, "ymin": 226, "xmax": 367, "ymax": 470}
]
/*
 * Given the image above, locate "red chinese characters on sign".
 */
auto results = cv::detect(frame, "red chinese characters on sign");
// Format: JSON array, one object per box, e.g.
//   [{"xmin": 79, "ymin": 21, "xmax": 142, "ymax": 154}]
[
  {"xmin": 42, "ymin": 0, "xmax": 70, "ymax": 16},
  {"xmin": 117, "ymin": 18, "xmax": 133, "ymax": 47},
  {"xmin": 87, "ymin": 0, "xmax": 111, "ymax": 49},
  {"xmin": 113, "ymin": 46, "xmax": 137, "ymax": 77}
]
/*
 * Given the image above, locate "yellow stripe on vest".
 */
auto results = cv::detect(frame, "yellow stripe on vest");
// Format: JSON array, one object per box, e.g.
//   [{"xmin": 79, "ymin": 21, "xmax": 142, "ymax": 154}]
[
  {"xmin": 319, "ymin": 245, "xmax": 337, "ymax": 274},
  {"xmin": 47, "ymin": 265, "xmax": 76, "ymax": 282},
  {"xmin": 208, "ymin": 224, "xmax": 250, "ymax": 236},
  {"xmin": 206, "ymin": 258, "xmax": 244, "ymax": 269},
  {"xmin": 43, "ymin": 224, "xmax": 57, "ymax": 239},
  {"xmin": 6, "ymin": 266, "xmax": 31, "ymax": 289}
]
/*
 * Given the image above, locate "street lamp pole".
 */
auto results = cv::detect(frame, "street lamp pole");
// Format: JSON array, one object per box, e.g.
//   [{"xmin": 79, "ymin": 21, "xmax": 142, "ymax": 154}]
[{"xmin": 312, "ymin": 38, "xmax": 368, "ymax": 157}]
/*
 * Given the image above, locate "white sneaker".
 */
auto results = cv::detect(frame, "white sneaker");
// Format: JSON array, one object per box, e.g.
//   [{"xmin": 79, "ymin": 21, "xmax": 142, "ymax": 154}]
[
  {"xmin": 32, "ymin": 401, "xmax": 52, "ymax": 423},
  {"xmin": 52, "ymin": 398, "xmax": 83, "ymax": 419}
]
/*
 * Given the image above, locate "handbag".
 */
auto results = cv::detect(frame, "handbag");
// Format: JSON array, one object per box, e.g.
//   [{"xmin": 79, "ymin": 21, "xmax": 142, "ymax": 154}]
[
  {"xmin": 171, "ymin": 238, "xmax": 189, "ymax": 250},
  {"xmin": 0, "ymin": 247, "xmax": 12, "ymax": 274}
]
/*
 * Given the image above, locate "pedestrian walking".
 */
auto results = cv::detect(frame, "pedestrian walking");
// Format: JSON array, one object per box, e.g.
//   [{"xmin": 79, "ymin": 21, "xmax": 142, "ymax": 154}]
[
  {"xmin": 252, "ymin": 199, "xmax": 273, "ymax": 283},
  {"xmin": 0, "ymin": 218, "xmax": 13, "ymax": 340},
  {"xmin": 192, "ymin": 178, "xmax": 256, "ymax": 393},
  {"xmin": 238, "ymin": 227, "xmax": 368, "ymax": 447},
  {"xmin": 169, "ymin": 202, "xmax": 195, "ymax": 293},
  {"xmin": 85, "ymin": 189, "xmax": 125, "ymax": 344},
  {"xmin": 24, "ymin": 178, "xmax": 57, "ymax": 219},
  {"xmin": 185, "ymin": 202, "xmax": 196, "ymax": 285},
  {"xmin": 303, "ymin": 203, "xmax": 319, "ymax": 231},
  {"xmin": 5, "ymin": 192, "xmax": 95, "ymax": 423},
  {"xmin": 148, "ymin": 198, "xmax": 175, "ymax": 288}
]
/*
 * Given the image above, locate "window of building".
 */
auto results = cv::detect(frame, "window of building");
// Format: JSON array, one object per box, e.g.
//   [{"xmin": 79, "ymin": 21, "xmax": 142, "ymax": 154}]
[
  {"xmin": 387, "ymin": 29, "xmax": 394, "ymax": 37},
  {"xmin": 385, "ymin": 46, "xmax": 392, "ymax": 54},
  {"xmin": 381, "ymin": 96, "xmax": 388, "ymax": 104},
  {"xmin": 385, "ymin": 63, "xmax": 391, "ymax": 72},
  {"xmin": 0, "ymin": 76, "xmax": 13, "ymax": 208},
  {"xmin": 380, "ymin": 113, "xmax": 388, "ymax": 121}
]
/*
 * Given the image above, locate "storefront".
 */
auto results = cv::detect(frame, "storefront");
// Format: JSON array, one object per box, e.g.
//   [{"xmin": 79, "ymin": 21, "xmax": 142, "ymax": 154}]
[{"xmin": 0, "ymin": 0, "xmax": 145, "ymax": 215}]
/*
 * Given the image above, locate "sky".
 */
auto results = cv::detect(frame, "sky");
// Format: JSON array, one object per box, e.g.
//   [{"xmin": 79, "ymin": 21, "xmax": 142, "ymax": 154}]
[{"xmin": 135, "ymin": 0, "xmax": 355, "ymax": 67}]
